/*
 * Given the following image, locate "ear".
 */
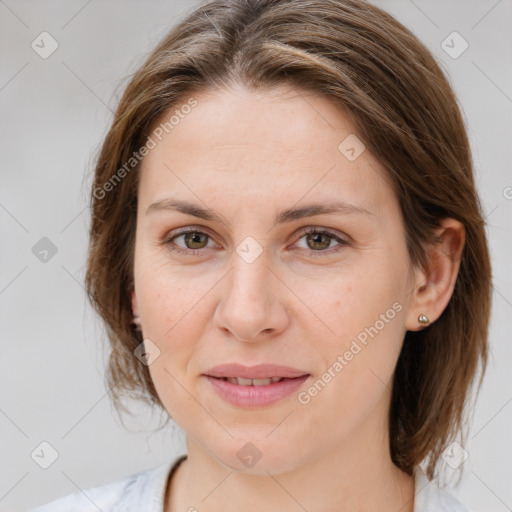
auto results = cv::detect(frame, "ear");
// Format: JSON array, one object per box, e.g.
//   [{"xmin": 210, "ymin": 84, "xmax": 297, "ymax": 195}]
[
  {"xmin": 131, "ymin": 289, "xmax": 139, "ymax": 317},
  {"xmin": 406, "ymin": 218, "xmax": 465, "ymax": 331}
]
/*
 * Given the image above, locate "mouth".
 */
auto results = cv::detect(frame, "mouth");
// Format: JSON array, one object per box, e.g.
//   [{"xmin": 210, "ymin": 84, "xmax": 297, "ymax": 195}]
[
  {"xmin": 204, "ymin": 363, "xmax": 309, "ymax": 380},
  {"xmin": 215, "ymin": 376, "xmax": 289, "ymax": 386},
  {"xmin": 203, "ymin": 364, "xmax": 310, "ymax": 408}
]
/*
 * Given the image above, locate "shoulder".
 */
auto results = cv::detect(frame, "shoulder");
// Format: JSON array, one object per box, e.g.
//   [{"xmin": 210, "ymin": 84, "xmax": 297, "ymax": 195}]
[
  {"xmin": 27, "ymin": 471, "xmax": 139, "ymax": 512},
  {"xmin": 413, "ymin": 467, "xmax": 469, "ymax": 512},
  {"xmin": 27, "ymin": 454, "xmax": 187, "ymax": 512}
]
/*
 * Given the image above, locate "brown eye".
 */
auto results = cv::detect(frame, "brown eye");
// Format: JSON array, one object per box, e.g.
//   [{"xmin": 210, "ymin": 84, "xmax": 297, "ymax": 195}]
[
  {"xmin": 306, "ymin": 232, "xmax": 332, "ymax": 251},
  {"xmin": 163, "ymin": 229, "xmax": 216, "ymax": 255},
  {"xmin": 295, "ymin": 228, "xmax": 349, "ymax": 253},
  {"xmin": 182, "ymin": 231, "xmax": 209, "ymax": 249}
]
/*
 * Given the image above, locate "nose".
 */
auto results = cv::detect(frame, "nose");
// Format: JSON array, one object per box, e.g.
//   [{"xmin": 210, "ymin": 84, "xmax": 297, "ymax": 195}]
[{"xmin": 213, "ymin": 250, "xmax": 290, "ymax": 343}]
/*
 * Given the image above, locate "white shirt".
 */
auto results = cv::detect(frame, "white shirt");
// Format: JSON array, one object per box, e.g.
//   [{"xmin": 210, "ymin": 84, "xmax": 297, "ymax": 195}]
[{"xmin": 28, "ymin": 453, "xmax": 469, "ymax": 511}]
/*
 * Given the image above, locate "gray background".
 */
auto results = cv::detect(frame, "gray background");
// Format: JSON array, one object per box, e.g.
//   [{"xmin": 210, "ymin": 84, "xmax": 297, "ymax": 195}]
[{"xmin": 1, "ymin": 1, "xmax": 511, "ymax": 510}]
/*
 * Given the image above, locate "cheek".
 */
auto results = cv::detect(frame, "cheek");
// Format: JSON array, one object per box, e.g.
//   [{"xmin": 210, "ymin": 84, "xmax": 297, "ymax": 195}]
[
  {"xmin": 288, "ymin": 253, "xmax": 406, "ymax": 344},
  {"xmin": 133, "ymin": 254, "xmax": 202, "ymax": 379},
  {"xmin": 292, "ymin": 259, "xmax": 407, "ymax": 403},
  {"xmin": 297, "ymin": 297, "xmax": 405, "ymax": 442},
  {"xmin": 138, "ymin": 273, "xmax": 209, "ymax": 353},
  {"xmin": 136, "ymin": 266, "xmax": 210, "ymax": 417},
  {"xmin": 134, "ymin": 246, "xmax": 211, "ymax": 333}
]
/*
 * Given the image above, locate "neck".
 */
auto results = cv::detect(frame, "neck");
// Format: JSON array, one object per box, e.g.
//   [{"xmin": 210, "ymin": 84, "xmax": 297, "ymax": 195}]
[{"xmin": 166, "ymin": 422, "xmax": 415, "ymax": 512}]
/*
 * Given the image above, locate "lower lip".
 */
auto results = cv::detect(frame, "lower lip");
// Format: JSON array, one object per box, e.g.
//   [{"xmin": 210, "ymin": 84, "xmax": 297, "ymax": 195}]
[{"xmin": 204, "ymin": 375, "xmax": 310, "ymax": 408}]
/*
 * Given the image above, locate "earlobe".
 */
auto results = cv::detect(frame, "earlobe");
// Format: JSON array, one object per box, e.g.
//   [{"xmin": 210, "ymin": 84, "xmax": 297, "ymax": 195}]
[
  {"xmin": 131, "ymin": 290, "xmax": 142, "ymax": 332},
  {"xmin": 405, "ymin": 218, "xmax": 465, "ymax": 331}
]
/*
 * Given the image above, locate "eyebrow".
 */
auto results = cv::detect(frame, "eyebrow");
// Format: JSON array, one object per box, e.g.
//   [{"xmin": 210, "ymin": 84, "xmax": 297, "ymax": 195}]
[{"xmin": 146, "ymin": 198, "xmax": 373, "ymax": 228}]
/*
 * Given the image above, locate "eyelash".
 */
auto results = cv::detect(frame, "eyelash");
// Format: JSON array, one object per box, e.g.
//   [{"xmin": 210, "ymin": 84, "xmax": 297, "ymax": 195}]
[{"xmin": 161, "ymin": 227, "xmax": 350, "ymax": 256}]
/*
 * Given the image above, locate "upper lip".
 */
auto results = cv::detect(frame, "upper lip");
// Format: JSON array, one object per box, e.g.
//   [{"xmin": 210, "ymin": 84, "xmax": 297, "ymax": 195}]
[{"xmin": 204, "ymin": 363, "xmax": 309, "ymax": 379}]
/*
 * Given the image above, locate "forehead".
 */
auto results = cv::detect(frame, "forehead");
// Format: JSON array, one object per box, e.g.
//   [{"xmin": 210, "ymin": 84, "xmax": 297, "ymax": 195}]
[{"xmin": 138, "ymin": 83, "xmax": 393, "ymax": 215}]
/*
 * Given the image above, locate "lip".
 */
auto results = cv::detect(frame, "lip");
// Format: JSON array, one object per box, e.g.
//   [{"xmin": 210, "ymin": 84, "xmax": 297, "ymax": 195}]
[
  {"xmin": 205, "ymin": 363, "xmax": 309, "ymax": 380},
  {"xmin": 202, "ymin": 364, "xmax": 310, "ymax": 408}
]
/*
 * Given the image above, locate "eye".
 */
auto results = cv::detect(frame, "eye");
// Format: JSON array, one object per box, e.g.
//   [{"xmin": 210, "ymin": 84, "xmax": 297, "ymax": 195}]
[
  {"xmin": 163, "ymin": 228, "xmax": 217, "ymax": 255},
  {"xmin": 162, "ymin": 226, "xmax": 350, "ymax": 256},
  {"xmin": 294, "ymin": 227, "xmax": 350, "ymax": 253}
]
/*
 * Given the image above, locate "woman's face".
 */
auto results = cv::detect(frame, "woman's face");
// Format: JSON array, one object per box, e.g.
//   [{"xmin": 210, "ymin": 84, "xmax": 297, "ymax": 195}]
[{"xmin": 133, "ymin": 83, "xmax": 420, "ymax": 474}]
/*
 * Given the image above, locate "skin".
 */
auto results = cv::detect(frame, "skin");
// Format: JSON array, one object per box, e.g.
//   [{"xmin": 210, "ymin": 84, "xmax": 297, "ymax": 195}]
[{"xmin": 131, "ymin": 83, "xmax": 465, "ymax": 512}]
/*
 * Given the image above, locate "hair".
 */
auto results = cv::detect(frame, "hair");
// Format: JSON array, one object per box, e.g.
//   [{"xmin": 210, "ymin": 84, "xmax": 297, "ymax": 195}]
[{"xmin": 85, "ymin": 0, "xmax": 492, "ymax": 483}]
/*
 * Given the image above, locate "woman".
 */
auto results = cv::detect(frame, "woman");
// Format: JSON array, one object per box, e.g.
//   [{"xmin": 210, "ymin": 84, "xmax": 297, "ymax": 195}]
[{"xmin": 29, "ymin": 0, "xmax": 492, "ymax": 510}]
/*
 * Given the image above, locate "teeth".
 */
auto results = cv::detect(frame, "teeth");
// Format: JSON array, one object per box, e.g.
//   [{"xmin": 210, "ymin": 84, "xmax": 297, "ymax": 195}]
[
  {"xmin": 223, "ymin": 377, "xmax": 284, "ymax": 386},
  {"xmin": 237, "ymin": 377, "xmax": 255, "ymax": 386},
  {"xmin": 252, "ymin": 378, "xmax": 272, "ymax": 386}
]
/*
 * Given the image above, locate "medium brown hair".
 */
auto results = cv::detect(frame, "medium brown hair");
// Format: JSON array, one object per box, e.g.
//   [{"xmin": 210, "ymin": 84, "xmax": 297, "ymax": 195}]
[{"xmin": 85, "ymin": 0, "xmax": 492, "ymax": 482}]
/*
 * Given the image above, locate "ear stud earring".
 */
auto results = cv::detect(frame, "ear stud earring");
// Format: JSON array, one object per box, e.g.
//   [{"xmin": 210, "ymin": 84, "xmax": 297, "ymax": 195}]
[{"xmin": 418, "ymin": 314, "xmax": 430, "ymax": 325}]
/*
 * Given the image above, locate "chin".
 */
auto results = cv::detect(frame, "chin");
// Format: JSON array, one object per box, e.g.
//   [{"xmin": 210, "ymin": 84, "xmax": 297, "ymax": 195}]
[{"xmin": 208, "ymin": 436, "xmax": 309, "ymax": 476}]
